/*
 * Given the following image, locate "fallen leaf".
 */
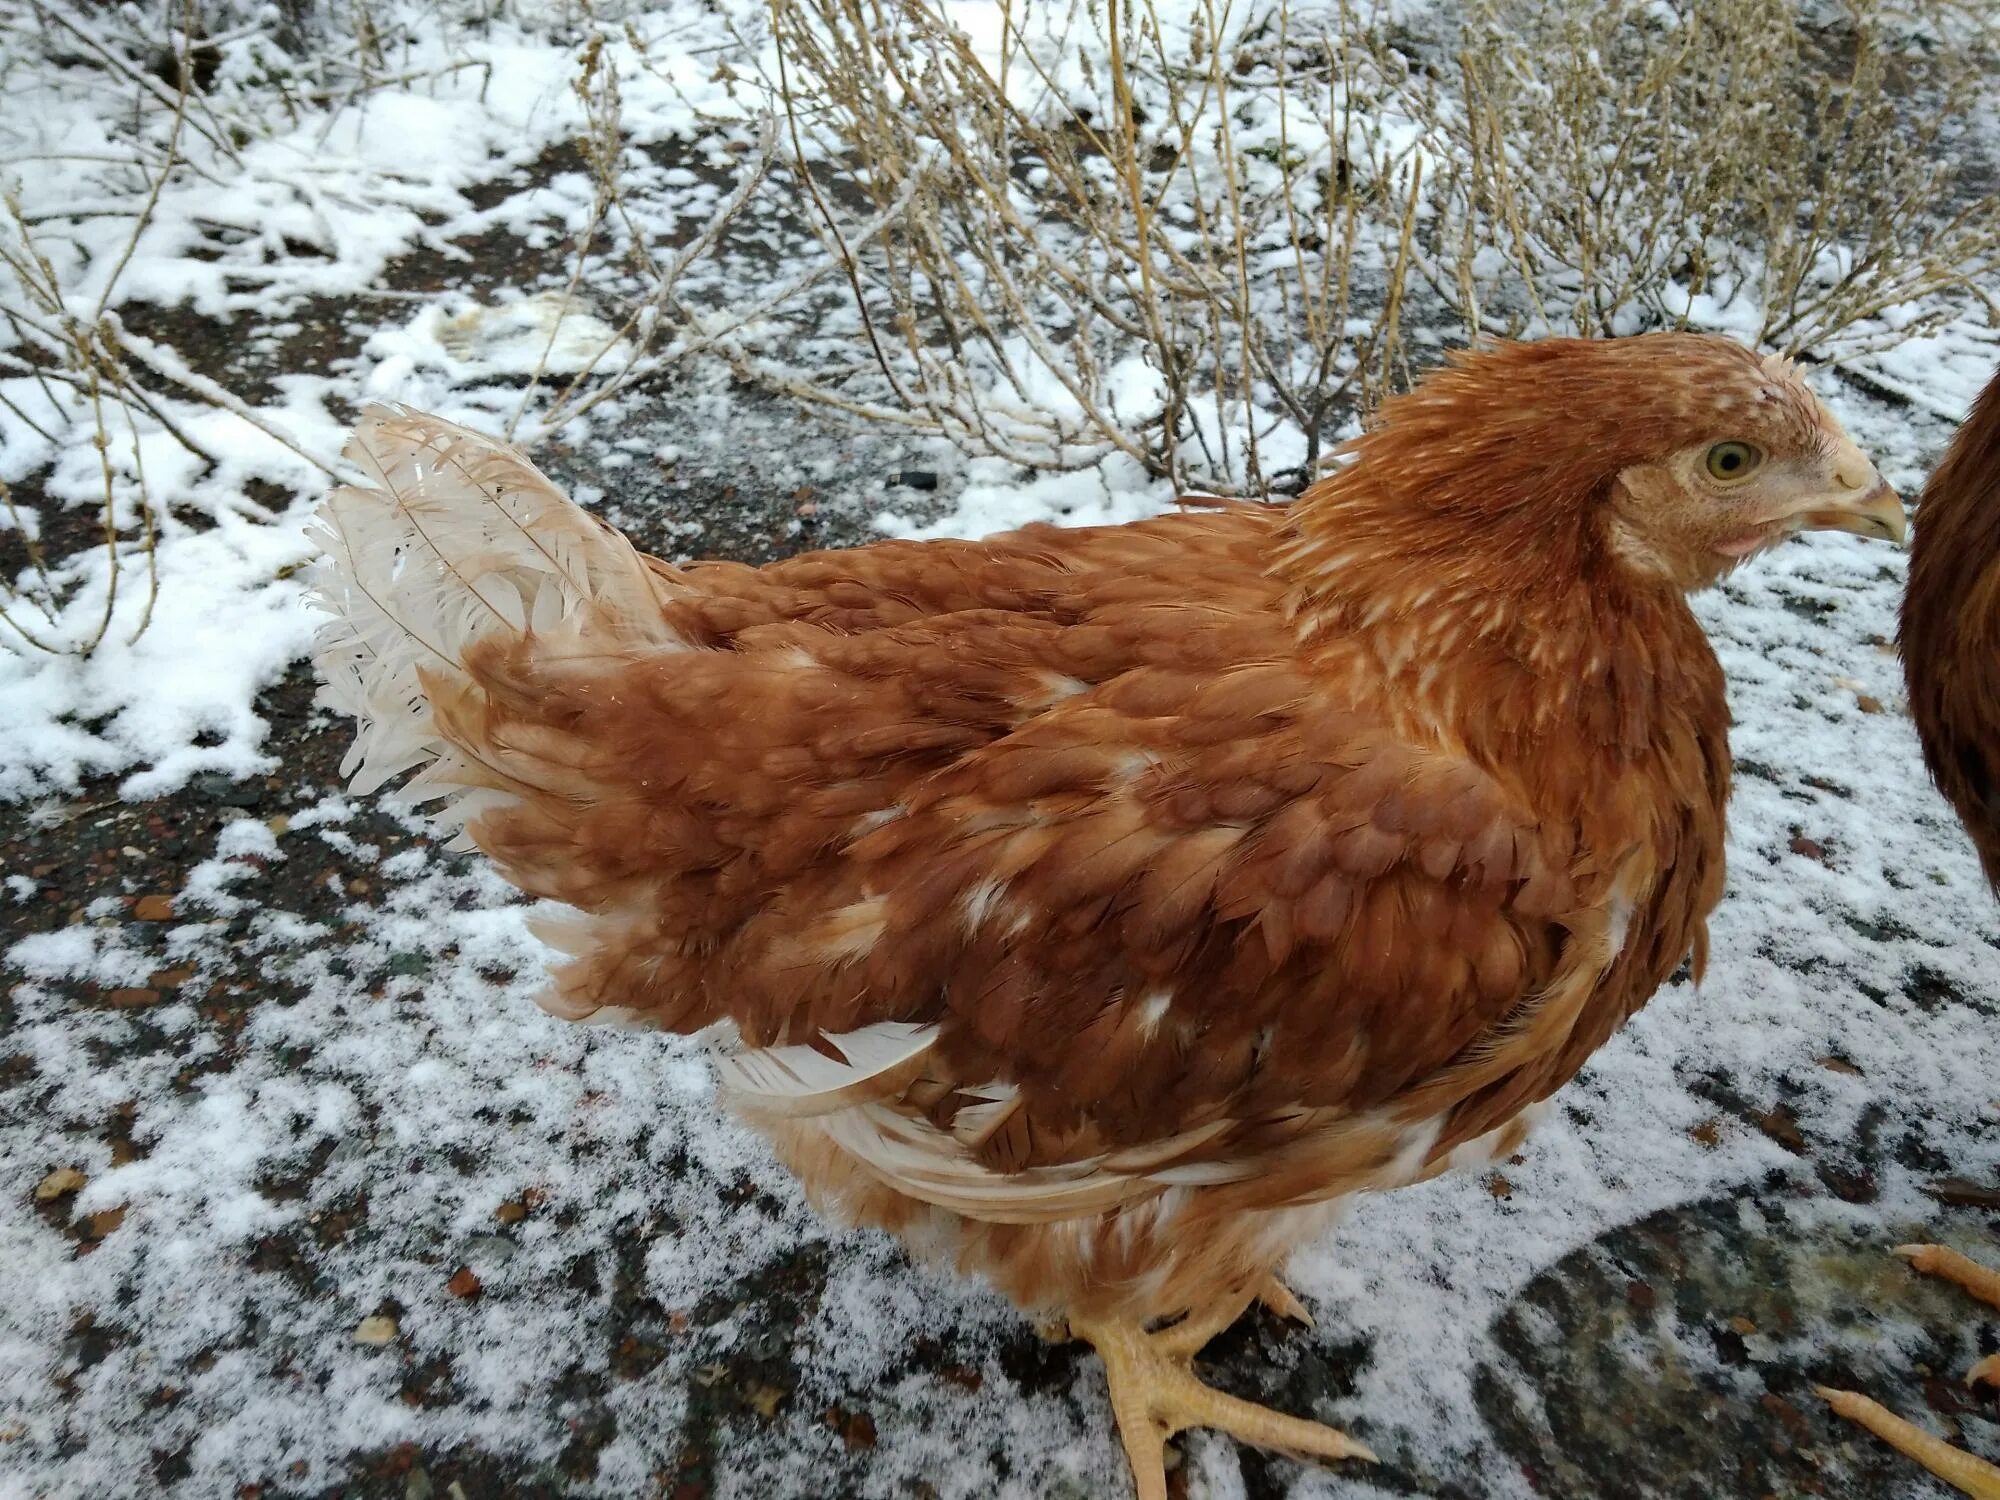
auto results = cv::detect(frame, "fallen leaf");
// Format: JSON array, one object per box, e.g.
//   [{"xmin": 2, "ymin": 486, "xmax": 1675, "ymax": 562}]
[
  {"xmin": 445, "ymin": 1266, "xmax": 482, "ymax": 1300},
  {"xmin": 35, "ymin": 1167, "xmax": 86, "ymax": 1201},
  {"xmin": 1856, "ymin": 695, "xmax": 1884, "ymax": 715},
  {"xmin": 149, "ymin": 967, "xmax": 194, "ymax": 990},
  {"xmin": 1925, "ymin": 1177, "xmax": 2000, "ymax": 1211},
  {"xmin": 103, "ymin": 988, "xmax": 162, "ymax": 1009},
  {"xmin": 745, "ymin": 1383, "xmax": 786, "ymax": 1418},
  {"xmin": 1788, "ymin": 836, "xmax": 1826, "ymax": 862},
  {"xmin": 1814, "ymin": 1055, "xmax": 1862, "ymax": 1076},
  {"xmin": 131, "ymin": 894, "xmax": 175, "ymax": 922},
  {"xmin": 1755, "ymin": 1105, "xmax": 1807, "ymax": 1155},
  {"xmin": 82, "ymin": 1206, "xmax": 127, "ymax": 1239}
]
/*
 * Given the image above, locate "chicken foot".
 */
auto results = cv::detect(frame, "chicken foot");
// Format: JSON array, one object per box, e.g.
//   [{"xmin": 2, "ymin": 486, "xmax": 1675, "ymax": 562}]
[
  {"xmin": 1072, "ymin": 1283, "xmax": 1373, "ymax": 1500},
  {"xmin": 1817, "ymin": 1243, "xmax": 2000, "ymax": 1500}
]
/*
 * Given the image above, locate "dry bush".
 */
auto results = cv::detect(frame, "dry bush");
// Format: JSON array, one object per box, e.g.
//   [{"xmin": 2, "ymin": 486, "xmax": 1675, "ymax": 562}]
[
  {"xmin": 1413, "ymin": 0, "xmax": 2000, "ymax": 355},
  {"xmin": 0, "ymin": 0, "xmax": 775, "ymax": 653},
  {"xmin": 500, "ymin": 29, "xmax": 793, "ymax": 444},
  {"xmin": 761, "ymin": 0, "xmax": 1998, "ymax": 489},
  {"xmin": 764, "ymin": 0, "xmax": 1431, "ymax": 494},
  {"xmin": 0, "ymin": 0, "xmax": 467, "ymax": 655}
]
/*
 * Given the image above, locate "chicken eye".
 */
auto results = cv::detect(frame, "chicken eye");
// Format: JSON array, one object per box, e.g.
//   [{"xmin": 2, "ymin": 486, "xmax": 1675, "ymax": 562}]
[{"xmin": 1705, "ymin": 441, "xmax": 1762, "ymax": 482}]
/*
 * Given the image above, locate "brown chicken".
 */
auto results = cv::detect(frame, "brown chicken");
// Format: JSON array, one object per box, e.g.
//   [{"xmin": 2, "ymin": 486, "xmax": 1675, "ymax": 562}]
[
  {"xmin": 308, "ymin": 333, "xmax": 1904, "ymax": 1498},
  {"xmin": 1818, "ymin": 368, "xmax": 2000, "ymax": 1500}
]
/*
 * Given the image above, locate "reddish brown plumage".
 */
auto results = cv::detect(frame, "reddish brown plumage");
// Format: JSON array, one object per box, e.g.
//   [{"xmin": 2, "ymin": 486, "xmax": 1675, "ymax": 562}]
[
  {"xmin": 309, "ymin": 332, "xmax": 1903, "ymax": 1484},
  {"xmin": 1902, "ymin": 369, "xmax": 2000, "ymax": 893}
]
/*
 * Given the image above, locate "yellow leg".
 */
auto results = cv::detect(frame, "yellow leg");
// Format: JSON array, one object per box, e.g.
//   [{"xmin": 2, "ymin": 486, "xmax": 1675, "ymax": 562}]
[
  {"xmin": 1817, "ymin": 1387, "xmax": 2000, "ymax": 1500},
  {"xmin": 1819, "ymin": 1243, "xmax": 2000, "ymax": 1499},
  {"xmin": 1072, "ymin": 1302, "xmax": 1374, "ymax": 1500}
]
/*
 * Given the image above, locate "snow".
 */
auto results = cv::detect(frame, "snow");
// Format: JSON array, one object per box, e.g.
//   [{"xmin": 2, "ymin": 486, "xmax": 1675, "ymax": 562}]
[{"xmin": 3, "ymin": 0, "xmax": 2000, "ymax": 1495}]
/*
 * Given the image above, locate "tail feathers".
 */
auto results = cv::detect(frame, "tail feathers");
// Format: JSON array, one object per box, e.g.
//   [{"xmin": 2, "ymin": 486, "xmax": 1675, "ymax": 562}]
[{"xmin": 306, "ymin": 406, "xmax": 682, "ymax": 834}]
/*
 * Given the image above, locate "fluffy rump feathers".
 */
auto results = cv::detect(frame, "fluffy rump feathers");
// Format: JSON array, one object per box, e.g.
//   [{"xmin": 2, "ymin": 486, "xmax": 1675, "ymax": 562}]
[{"xmin": 306, "ymin": 407, "xmax": 678, "ymax": 840}]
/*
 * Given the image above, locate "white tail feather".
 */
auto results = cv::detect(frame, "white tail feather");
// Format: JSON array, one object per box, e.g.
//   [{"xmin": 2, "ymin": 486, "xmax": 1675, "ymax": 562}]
[
  {"xmin": 305, "ymin": 406, "xmax": 682, "ymax": 808},
  {"xmin": 712, "ymin": 1021, "xmax": 940, "ymax": 1117}
]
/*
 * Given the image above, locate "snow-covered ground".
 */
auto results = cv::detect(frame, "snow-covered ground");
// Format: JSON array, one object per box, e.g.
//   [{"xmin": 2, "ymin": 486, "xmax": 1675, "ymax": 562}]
[{"xmin": 3, "ymin": 1, "xmax": 1998, "ymax": 1496}]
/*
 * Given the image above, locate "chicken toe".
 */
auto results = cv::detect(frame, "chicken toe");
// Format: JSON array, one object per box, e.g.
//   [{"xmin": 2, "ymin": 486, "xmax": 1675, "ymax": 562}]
[
  {"xmin": 1818, "ymin": 1244, "xmax": 2000, "ymax": 1499},
  {"xmin": 1254, "ymin": 1273, "xmax": 1315, "ymax": 1328},
  {"xmin": 1897, "ymin": 1244, "xmax": 2000, "ymax": 1311},
  {"xmin": 1073, "ymin": 1310, "xmax": 1373, "ymax": 1500},
  {"xmin": 1817, "ymin": 1386, "xmax": 2000, "ymax": 1500}
]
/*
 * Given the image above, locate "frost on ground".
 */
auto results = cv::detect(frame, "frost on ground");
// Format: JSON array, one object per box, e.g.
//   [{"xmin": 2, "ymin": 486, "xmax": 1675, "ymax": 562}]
[{"xmin": 3, "ymin": 0, "xmax": 2000, "ymax": 1496}]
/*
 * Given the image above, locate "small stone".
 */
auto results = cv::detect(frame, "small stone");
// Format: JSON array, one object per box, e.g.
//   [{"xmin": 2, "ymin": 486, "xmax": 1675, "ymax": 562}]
[
  {"xmin": 1818, "ymin": 1164, "xmax": 1879, "ymax": 1204},
  {"xmin": 266, "ymin": 814, "xmax": 290, "ymax": 837},
  {"xmin": 841, "ymin": 1410, "xmax": 877, "ymax": 1451},
  {"xmin": 445, "ymin": 1266, "xmax": 482, "ymax": 1300},
  {"xmin": 1815, "ymin": 1054, "xmax": 1862, "ymax": 1076},
  {"xmin": 1855, "ymin": 695, "xmax": 1884, "ymax": 715},
  {"xmin": 104, "ymin": 988, "xmax": 162, "ymax": 1009},
  {"xmin": 892, "ymin": 469, "xmax": 939, "ymax": 491},
  {"xmin": 495, "ymin": 1199, "xmax": 528, "ymax": 1225},
  {"xmin": 35, "ymin": 1167, "xmax": 86, "ymax": 1201},
  {"xmin": 348, "ymin": 878, "xmax": 371, "ymax": 897},
  {"xmin": 463, "ymin": 1234, "xmax": 516, "ymax": 1264},
  {"xmin": 355, "ymin": 1315, "xmax": 399, "ymax": 1346},
  {"xmin": 217, "ymin": 780, "xmax": 263, "ymax": 808},
  {"xmin": 149, "ymin": 967, "xmax": 194, "ymax": 990},
  {"xmin": 132, "ymin": 894, "xmax": 176, "ymax": 922},
  {"xmin": 1788, "ymin": 836, "xmax": 1825, "ymax": 862}
]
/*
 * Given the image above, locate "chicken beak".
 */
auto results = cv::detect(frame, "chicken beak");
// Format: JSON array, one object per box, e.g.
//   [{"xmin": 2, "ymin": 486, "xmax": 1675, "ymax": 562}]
[
  {"xmin": 1801, "ymin": 480, "xmax": 1907, "ymax": 545},
  {"xmin": 1797, "ymin": 435, "xmax": 1907, "ymax": 544}
]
